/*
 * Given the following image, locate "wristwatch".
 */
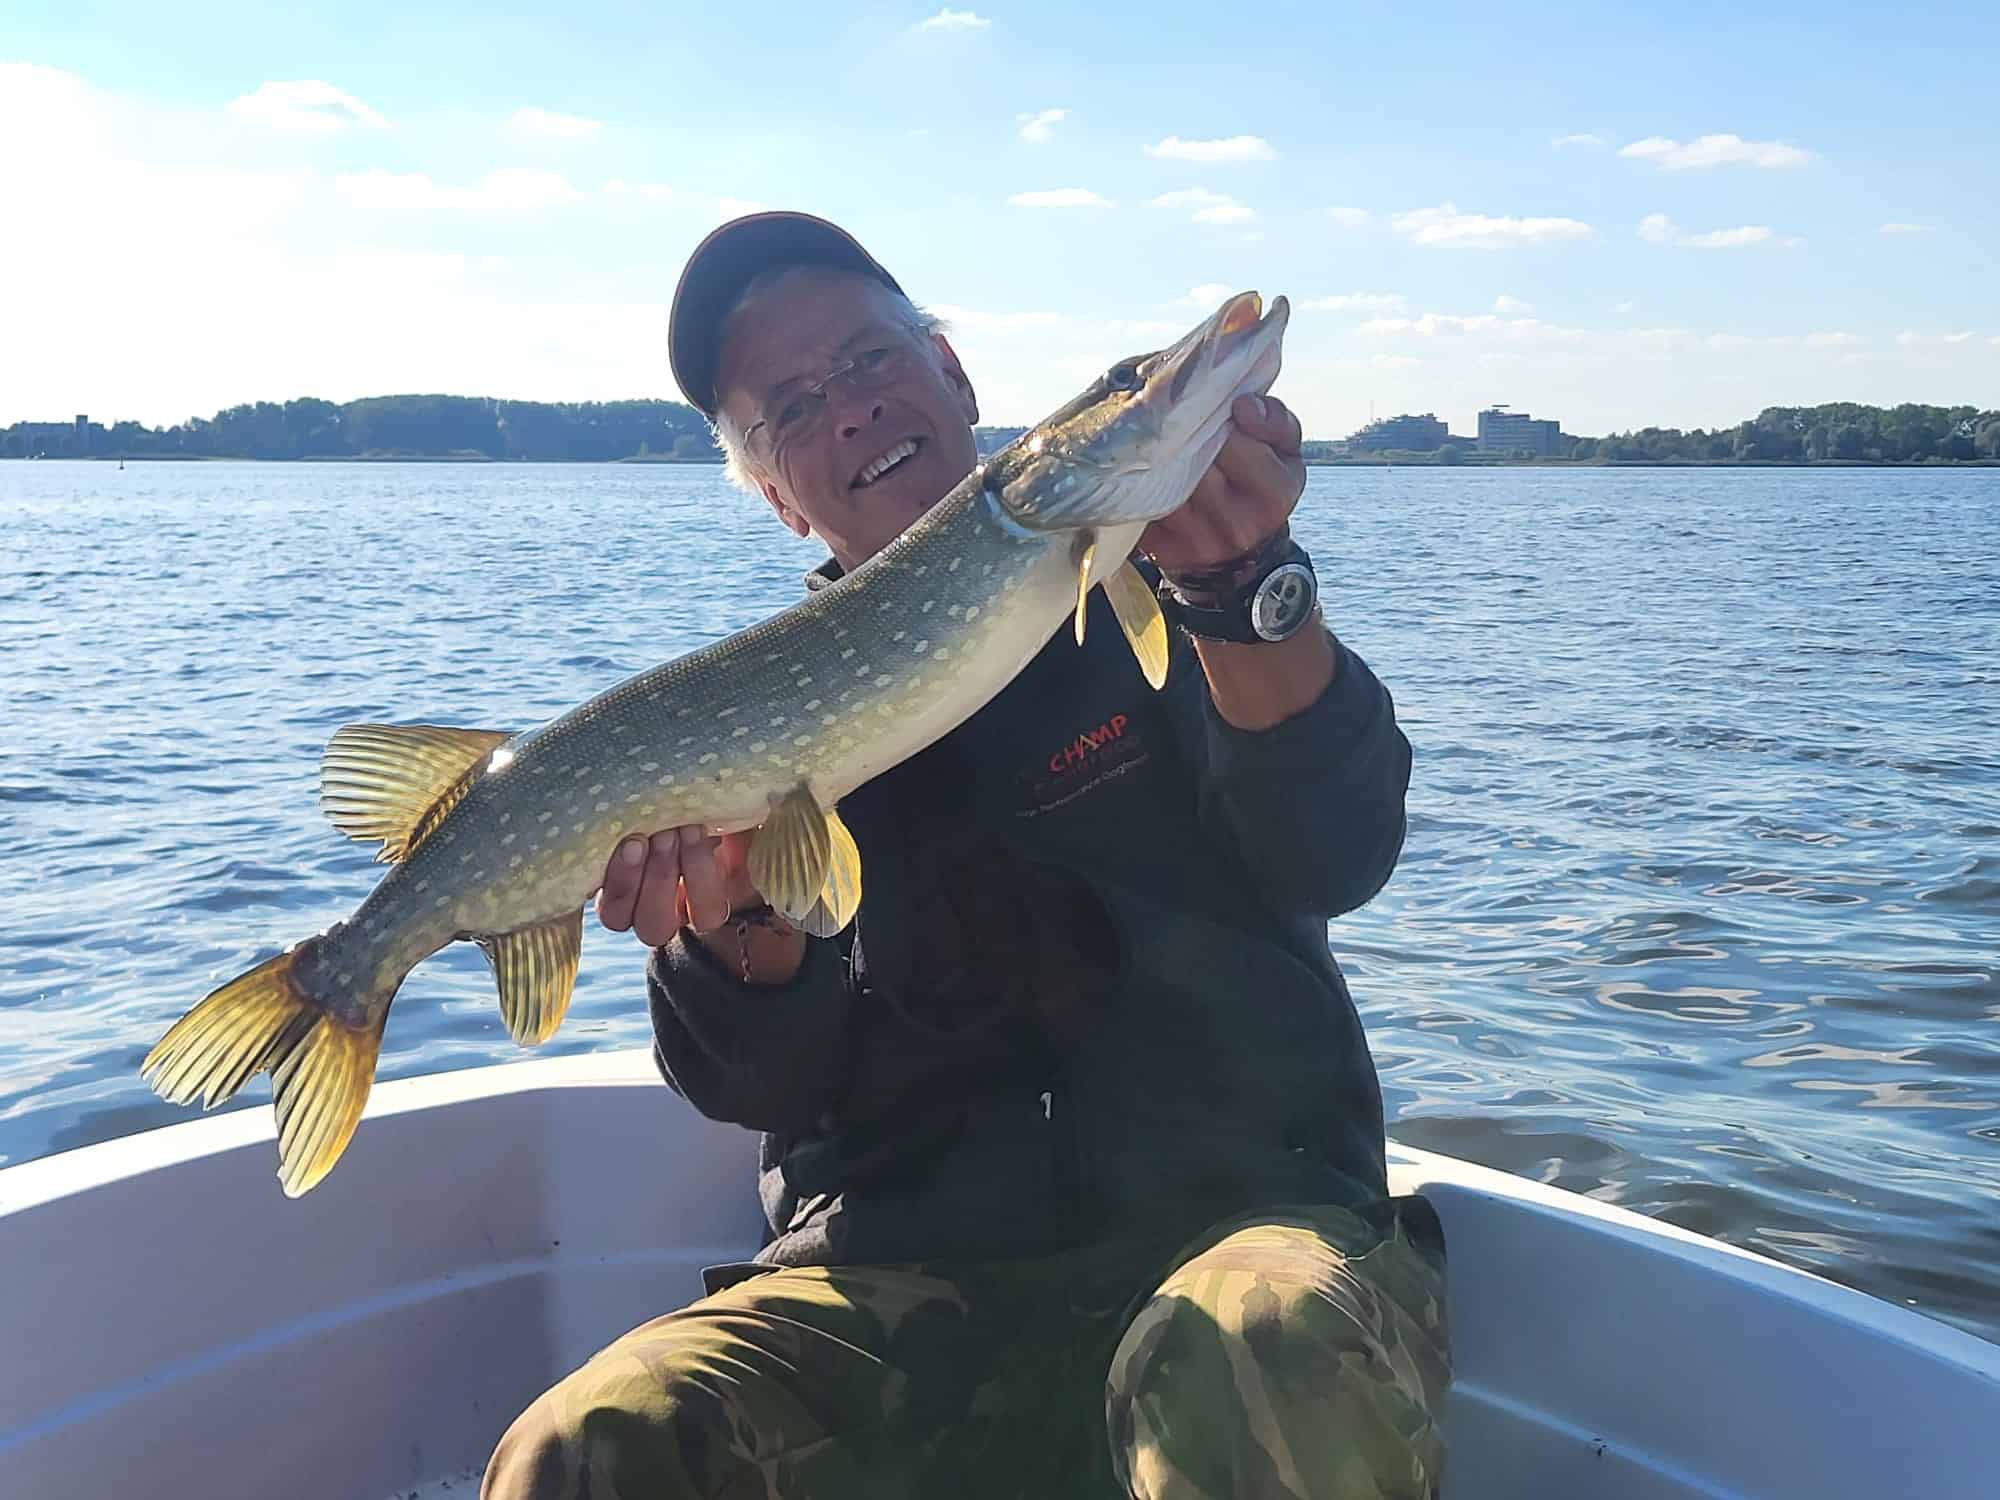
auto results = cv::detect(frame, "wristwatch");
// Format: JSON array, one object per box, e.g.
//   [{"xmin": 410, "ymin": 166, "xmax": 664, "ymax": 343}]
[{"xmin": 1157, "ymin": 538, "xmax": 1320, "ymax": 644}]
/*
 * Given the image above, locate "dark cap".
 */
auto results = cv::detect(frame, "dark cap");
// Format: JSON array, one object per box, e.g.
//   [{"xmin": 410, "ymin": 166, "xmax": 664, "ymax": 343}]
[{"xmin": 668, "ymin": 211, "xmax": 906, "ymax": 418}]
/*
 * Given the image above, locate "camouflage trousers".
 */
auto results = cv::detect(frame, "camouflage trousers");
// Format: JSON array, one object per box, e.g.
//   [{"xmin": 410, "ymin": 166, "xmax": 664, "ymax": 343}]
[{"xmin": 481, "ymin": 1198, "xmax": 1449, "ymax": 1500}]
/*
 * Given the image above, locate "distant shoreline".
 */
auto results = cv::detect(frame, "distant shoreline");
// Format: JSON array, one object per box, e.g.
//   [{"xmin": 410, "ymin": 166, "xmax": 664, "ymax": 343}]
[
  {"xmin": 12, "ymin": 397, "xmax": 1993, "ymax": 466},
  {"xmin": 9, "ymin": 454, "xmax": 1994, "ymax": 470},
  {"xmin": 1, "ymin": 453, "xmax": 728, "ymax": 465},
  {"xmin": 1304, "ymin": 456, "xmax": 2000, "ymax": 469}
]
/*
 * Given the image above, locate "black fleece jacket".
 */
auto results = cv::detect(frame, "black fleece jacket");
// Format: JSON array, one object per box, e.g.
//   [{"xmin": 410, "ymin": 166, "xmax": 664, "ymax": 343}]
[{"xmin": 646, "ymin": 576, "xmax": 1412, "ymax": 1269}]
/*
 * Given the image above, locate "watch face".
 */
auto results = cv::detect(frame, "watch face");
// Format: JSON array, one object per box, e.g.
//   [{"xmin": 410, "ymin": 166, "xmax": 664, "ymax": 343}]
[{"xmin": 1251, "ymin": 562, "xmax": 1317, "ymax": 641}]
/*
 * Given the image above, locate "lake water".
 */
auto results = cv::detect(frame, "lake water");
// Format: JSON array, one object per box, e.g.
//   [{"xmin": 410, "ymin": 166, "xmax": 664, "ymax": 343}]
[{"xmin": 2, "ymin": 460, "xmax": 1995, "ymax": 1341}]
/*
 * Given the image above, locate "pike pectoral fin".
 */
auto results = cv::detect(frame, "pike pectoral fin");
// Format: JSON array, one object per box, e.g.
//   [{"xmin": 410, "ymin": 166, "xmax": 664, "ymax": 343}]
[
  {"xmin": 478, "ymin": 909, "xmax": 584, "ymax": 1045},
  {"xmin": 1073, "ymin": 532, "xmax": 1097, "ymax": 646},
  {"xmin": 749, "ymin": 785, "xmax": 834, "ymax": 925},
  {"xmin": 321, "ymin": 724, "xmax": 514, "ymax": 863},
  {"xmin": 1106, "ymin": 562, "xmax": 1170, "ymax": 690},
  {"xmin": 796, "ymin": 804, "xmax": 862, "ymax": 938}
]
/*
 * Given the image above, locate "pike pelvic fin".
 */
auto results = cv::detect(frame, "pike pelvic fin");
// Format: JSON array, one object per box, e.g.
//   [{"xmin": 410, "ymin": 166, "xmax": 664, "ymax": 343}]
[
  {"xmin": 320, "ymin": 725, "xmax": 514, "ymax": 863},
  {"xmin": 478, "ymin": 909, "xmax": 584, "ymax": 1046},
  {"xmin": 797, "ymin": 804, "xmax": 862, "ymax": 938},
  {"xmin": 1106, "ymin": 562, "xmax": 1170, "ymax": 690},
  {"xmin": 1073, "ymin": 532, "xmax": 1097, "ymax": 646},
  {"xmin": 749, "ymin": 785, "xmax": 835, "ymax": 927},
  {"xmin": 143, "ymin": 940, "xmax": 391, "ymax": 1197}
]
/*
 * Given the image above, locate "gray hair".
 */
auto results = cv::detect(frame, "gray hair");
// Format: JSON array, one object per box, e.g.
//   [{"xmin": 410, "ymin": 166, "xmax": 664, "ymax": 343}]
[{"xmin": 708, "ymin": 263, "xmax": 947, "ymax": 494}]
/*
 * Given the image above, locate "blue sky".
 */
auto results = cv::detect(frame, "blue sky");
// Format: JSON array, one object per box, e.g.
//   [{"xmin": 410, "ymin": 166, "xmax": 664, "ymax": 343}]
[{"xmin": 5, "ymin": 0, "xmax": 1995, "ymax": 438}]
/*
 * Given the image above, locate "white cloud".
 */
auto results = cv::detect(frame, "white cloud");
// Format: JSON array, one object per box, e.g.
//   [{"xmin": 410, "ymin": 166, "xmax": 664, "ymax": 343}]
[
  {"xmin": 1357, "ymin": 312, "xmax": 1579, "ymax": 342},
  {"xmin": 1897, "ymin": 330, "xmax": 1979, "ymax": 346},
  {"xmin": 1007, "ymin": 187, "xmax": 1110, "ymax": 208},
  {"xmin": 1879, "ymin": 222, "xmax": 1933, "ymax": 235},
  {"xmin": 1304, "ymin": 292, "xmax": 1406, "ymax": 313},
  {"xmin": 1640, "ymin": 213, "xmax": 1782, "ymax": 249},
  {"xmin": 470, "ymin": 168, "xmax": 575, "ymax": 212},
  {"xmin": 1392, "ymin": 202, "xmax": 1592, "ymax": 249},
  {"xmin": 1804, "ymin": 332, "xmax": 1865, "ymax": 348},
  {"xmin": 1687, "ymin": 225, "xmax": 1775, "ymax": 248},
  {"xmin": 1551, "ymin": 133, "xmax": 1605, "ymax": 148},
  {"xmin": 1372, "ymin": 355, "xmax": 1422, "ymax": 369},
  {"xmin": 335, "ymin": 166, "xmax": 584, "ymax": 217},
  {"xmin": 502, "ymin": 106, "xmax": 602, "ymax": 144},
  {"xmin": 1177, "ymin": 283, "xmax": 1236, "ymax": 309},
  {"xmin": 600, "ymin": 182, "xmax": 765, "ymax": 218},
  {"xmin": 929, "ymin": 303, "xmax": 1065, "ymax": 333},
  {"xmin": 1326, "ymin": 206, "xmax": 1369, "ymax": 227},
  {"xmin": 1, "ymin": 60, "xmax": 97, "ymax": 135},
  {"xmin": 603, "ymin": 178, "xmax": 675, "ymax": 201},
  {"xmin": 1145, "ymin": 135, "xmax": 1277, "ymax": 163},
  {"xmin": 1494, "ymin": 294, "xmax": 1534, "ymax": 314},
  {"xmin": 333, "ymin": 247, "xmax": 469, "ymax": 282},
  {"xmin": 1613, "ymin": 300, "xmax": 1636, "ymax": 313},
  {"xmin": 1619, "ymin": 133, "xmax": 1813, "ymax": 170},
  {"xmin": 1152, "ymin": 188, "xmax": 1254, "ymax": 225},
  {"xmin": 333, "ymin": 168, "xmax": 438, "ymax": 212},
  {"xmin": 916, "ymin": 8, "xmax": 990, "ymax": 30},
  {"xmin": 1017, "ymin": 108, "xmax": 1065, "ymax": 144},
  {"xmin": 227, "ymin": 79, "xmax": 387, "ymax": 134}
]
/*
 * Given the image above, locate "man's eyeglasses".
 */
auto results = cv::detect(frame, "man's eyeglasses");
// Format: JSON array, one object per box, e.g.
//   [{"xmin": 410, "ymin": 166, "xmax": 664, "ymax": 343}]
[{"xmin": 741, "ymin": 341, "xmax": 912, "ymax": 462}]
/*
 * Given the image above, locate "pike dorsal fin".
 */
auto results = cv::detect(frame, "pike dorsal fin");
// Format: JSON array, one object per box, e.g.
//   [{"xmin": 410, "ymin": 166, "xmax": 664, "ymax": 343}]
[
  {"xmin": 1106, "ymin": 562, "xmax": 1170, "ymax": 690},
  {"xmin": 478, "ymin": 908, "xmax": 584, "ymax": 1045},
  {"xmin": 750, "ymin": 784, "xmax": 834, "ymax": 926},
  {"xmin": 320, "ymin": 724, "xmax": 514, "ymax": 863}
]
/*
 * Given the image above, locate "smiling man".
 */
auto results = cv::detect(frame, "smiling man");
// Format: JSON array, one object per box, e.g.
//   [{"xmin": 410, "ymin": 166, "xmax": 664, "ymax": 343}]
[{"xmin": 482, "ymin": 213, "xmax": 1449, "ymax": 1500}]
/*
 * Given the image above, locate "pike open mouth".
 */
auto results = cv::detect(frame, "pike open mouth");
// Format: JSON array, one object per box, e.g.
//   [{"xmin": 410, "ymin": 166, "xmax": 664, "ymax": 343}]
[{"xmin": 852, "ymin": 436, "xmax": 924, "ymax": 490}]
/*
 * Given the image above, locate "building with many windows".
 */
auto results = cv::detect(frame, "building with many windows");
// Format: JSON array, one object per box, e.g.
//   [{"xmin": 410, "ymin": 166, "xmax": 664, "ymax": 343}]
[{"xmin": 1477, "ymin": 406, "xmax": 1562, "ymax": 455}]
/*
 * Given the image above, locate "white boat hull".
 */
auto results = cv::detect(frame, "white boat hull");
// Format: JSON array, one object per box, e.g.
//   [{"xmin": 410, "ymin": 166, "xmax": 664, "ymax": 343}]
[{"xmin": 2, "ymin": 1050, "xmax": 1994, "ymax": 1498}]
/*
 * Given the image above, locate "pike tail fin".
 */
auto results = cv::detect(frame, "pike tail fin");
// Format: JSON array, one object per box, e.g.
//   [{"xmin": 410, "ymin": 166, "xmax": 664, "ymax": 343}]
[{"xmin": 142, "ymin": 940, "xmax": 391, "ymax": 1197}]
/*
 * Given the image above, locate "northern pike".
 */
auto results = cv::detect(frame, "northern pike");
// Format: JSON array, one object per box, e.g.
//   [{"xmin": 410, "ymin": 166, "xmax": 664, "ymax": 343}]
[{"xmin": 143, "ymin": 290, "xmax": 1290, "ymax": 1195}]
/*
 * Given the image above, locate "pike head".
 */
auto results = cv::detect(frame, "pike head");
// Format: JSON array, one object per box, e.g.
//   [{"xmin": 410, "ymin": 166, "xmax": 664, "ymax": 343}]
[{"xmin": 982, "ymin": 291, "xmax": 1289, "ymax": 534}]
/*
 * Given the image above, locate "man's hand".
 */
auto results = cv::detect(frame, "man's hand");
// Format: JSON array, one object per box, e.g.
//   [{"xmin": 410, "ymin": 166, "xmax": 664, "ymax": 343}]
[
  {"xmin": 596, "ymin": 827, "xmax": 808, "ymax": 986},
  {"xmin": 1141, "ymin": 391, "xmax": 1332, "ymax": 731},
  {"xmin": 1141, "ymin": 393, "xmax": 1305, "ymax": 577},
  {"xmin": 596, "ymin": 827, "xmax": 759, "ymax": 948}
]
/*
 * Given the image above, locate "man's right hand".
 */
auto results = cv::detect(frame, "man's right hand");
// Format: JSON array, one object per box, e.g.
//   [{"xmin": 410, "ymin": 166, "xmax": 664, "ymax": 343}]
[
  {"xmin": 596, "ymin": 827, "xmax": 759, "ymax": 948},
  {"xmin": 597, "ymin": 826, "xmax": 811, "ymax": 985}
]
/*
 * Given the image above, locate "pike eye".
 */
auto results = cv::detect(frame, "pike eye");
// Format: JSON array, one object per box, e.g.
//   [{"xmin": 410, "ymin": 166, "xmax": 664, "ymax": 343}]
[{"xmin": 1104, "ymin": 361, "xmax": 1141, "ymax": 393}]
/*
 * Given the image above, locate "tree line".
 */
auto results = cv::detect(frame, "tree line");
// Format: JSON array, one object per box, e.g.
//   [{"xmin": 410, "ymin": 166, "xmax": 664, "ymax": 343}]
[
  {"xmin": 5, "ymin": 396, "xmax": 1997, "ymax": 464},
  {"xmin": 1572, "ymin": 403, "xmax": 1998, "ymax": 464},
  {"xmin": 1, "ymin": 395, "xmax": 720, "ymax": 462}
]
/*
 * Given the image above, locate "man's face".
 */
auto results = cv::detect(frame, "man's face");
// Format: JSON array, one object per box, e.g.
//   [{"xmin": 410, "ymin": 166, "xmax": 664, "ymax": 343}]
[{"xmin": 715, "ymin": 270, "xmax": 981, "ymax": 569}]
